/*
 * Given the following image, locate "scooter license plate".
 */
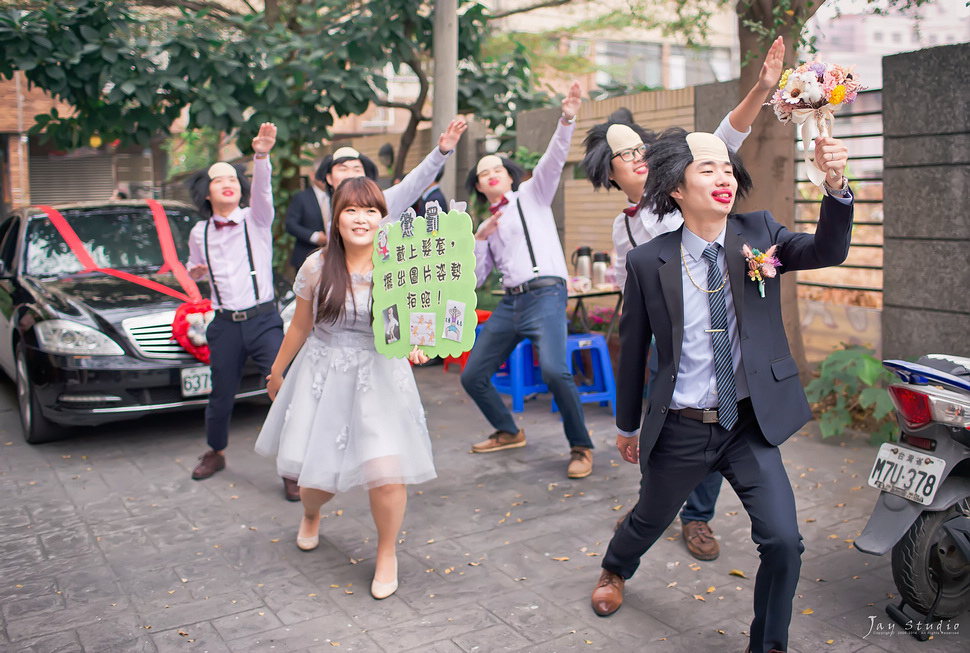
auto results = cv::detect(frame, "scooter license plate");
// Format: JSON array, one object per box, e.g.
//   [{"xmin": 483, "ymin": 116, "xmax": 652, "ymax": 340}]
[{"xmin": 868, "ymin": 443, "xmax": 946, "ymax": 505}]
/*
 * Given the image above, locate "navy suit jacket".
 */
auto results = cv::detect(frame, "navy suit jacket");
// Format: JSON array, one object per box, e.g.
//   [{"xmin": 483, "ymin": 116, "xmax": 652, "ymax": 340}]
[
  {"xmin": 285, "ymin": 187, "xmax": 328, "ymax": 268},
  {"xmin": 617, "ymin": 194, "xmax": 854, "ymax": 456}
]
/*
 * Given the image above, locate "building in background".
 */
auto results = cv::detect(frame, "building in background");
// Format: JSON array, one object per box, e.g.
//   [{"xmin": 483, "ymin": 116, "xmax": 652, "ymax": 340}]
[
  {"xmin": 0, "ymin": 72, "xmax": 166, "ymax": 217},
  {"xmin": 805, "ymin": 0, "xmax": 970, "ymax": 88}
]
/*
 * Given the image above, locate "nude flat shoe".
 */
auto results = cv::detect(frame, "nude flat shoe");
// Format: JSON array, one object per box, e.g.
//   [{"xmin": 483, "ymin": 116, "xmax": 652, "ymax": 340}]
[
  {"xmin": 296, "ymin": 516, "xmax": 319, "ymax": 551},
  {"xmin": 370, "ymin": 556, "xmax": 398, "ymax": 599}
]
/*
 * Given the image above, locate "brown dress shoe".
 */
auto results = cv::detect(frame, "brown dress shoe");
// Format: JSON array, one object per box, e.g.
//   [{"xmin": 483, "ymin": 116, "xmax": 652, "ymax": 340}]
[
  {"xmin": 283, "ymin": 477, "xmax": 300, "ymax": 502},
  {"xmin": 191, "ymin": 450, "xmax": 225, "ymax": 480},
  {"xmin": 471, "ymin": 429, "xmax": 526, "ymax": 453},
  {"xmin": 567, "ymin": 446, "xmax": 593, "ymax": 478},
  {"xmin": 591, "ymin": 569, "xmax": 625, "ymax": 616},
  {"xmin": 682, "ymin": 520, "xmax": 719, "ymax": 561}
]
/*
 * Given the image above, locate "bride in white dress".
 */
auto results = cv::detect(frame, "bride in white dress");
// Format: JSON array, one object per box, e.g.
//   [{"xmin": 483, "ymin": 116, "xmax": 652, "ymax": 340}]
[{"xmin": 255, "ymin": 177, "xmax": 436, "ymax": 600}]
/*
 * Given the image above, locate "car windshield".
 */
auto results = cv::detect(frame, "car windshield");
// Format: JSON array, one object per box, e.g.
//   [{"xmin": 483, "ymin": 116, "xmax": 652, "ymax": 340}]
[{"xmin": 24, "ymin": 205, "xmax": 203, "ymax": 277}]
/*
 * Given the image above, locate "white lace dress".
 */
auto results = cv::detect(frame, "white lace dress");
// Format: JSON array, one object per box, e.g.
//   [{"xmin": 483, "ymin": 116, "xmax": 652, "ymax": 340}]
[{"xmin": 254, "ymin": 251, "xmax": 436, "ymax": 493}]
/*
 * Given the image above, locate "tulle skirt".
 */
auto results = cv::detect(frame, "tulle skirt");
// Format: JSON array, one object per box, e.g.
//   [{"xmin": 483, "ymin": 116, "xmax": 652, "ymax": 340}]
[{"xmin": 254, "ymin": 334, "xmax": 436, "ymax": 493}]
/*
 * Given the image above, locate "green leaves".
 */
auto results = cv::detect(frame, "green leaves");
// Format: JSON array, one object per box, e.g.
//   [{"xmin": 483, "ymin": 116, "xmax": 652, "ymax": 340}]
[{"xmin": 806, "ymin": 344, "xmax": 898, "ymax": 444}]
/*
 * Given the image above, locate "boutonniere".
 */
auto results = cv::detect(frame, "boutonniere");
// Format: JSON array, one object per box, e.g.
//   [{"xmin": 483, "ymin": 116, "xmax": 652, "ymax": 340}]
[{"xmin": 742, "ymin": 244, "xmax": 781, "ymax": 298}]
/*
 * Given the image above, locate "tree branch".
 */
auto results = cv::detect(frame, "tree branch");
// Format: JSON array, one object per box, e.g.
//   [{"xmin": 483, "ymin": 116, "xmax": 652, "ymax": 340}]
[
  {"xmin": 490, "ymin": 0, "xmax": 576, "ymax": 20},
  {"xmin": 137, "ymin": 0, "xmax": 240, "ymax": 18}
]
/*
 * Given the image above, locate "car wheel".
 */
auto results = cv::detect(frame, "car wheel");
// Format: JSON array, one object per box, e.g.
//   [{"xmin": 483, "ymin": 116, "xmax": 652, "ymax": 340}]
[{"xmin": 15, "ymin": 342, "xmax": 61, "ymax": 444}]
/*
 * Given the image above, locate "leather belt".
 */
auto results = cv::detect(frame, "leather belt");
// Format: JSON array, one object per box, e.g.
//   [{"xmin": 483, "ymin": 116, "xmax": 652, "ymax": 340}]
[
  {"xmin": 215, "ymin": 300, "xmax": 277, "ymax": 322},
  {"xmin": 505, "ymin": 276, "xmax": 565, "ymax": 296},
  {"xmin": 669, "ymin": 407, "xmax": 720, "ymax": 424}
]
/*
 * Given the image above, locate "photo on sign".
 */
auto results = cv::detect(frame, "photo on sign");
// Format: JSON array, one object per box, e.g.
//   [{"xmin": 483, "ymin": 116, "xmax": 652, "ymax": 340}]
[
  {"xmin": 442, "ymin": 300, "xmax": 465, "ymax": 342},
  {"xmin": 382, "ymin": 304, "xmax": 401, "ymax": 344},
  {"xmin": 409, "ymin": 312, "xmax": 436, "ymax": 347}
]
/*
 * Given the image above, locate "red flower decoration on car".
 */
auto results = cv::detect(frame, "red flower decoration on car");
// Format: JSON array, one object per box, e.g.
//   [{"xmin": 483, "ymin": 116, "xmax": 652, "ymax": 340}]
[{"xmin": 171, "ymin": 300, "xmax": 214, "ymax": 363}]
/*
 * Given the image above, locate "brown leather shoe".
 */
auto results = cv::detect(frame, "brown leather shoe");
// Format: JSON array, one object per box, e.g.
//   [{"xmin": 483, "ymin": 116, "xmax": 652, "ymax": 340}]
[
  {"xmin": 591, "ymin": 569, "xmax": 625, "ymax": 616},
  {"xmin": 283, "ymin": 477, "xmax": 300, "ymax": 502},
  {"xmin": 471, "ymin": 429, "xmax": 526, "ymax": 453},
  {"xmin": 191, "ymin": 450, "xmax": 225, "ymax": 480},
  {"xmin": 682, "ymin": 520, "xmax": 719, "ymax": 561},
  {"xmin": 567, "ymin": 446, "xmax": 593, "ymax": 479}
]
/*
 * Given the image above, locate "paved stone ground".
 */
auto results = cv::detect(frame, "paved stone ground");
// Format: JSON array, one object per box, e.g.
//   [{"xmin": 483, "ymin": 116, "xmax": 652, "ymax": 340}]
[{"xmin": 0, "ymin": 366, "xmax": 966, "ymax": 653}]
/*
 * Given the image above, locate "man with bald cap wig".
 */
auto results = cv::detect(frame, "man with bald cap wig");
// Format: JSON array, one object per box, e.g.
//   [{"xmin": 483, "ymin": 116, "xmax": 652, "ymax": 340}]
[
  {"xmin": 460, "ymin": 81, "xmax": 595, "ymax": 480},
  {"xmin": 590, "ymin": 127, "xmax": 854, "ymax": 653},
  {"xmin": 580, "ymin": 37, "xmax": 786, "ymax": 563},
  {"xmin": 184, "ymin": 123, "xmax": 297, "ymax": 497}
]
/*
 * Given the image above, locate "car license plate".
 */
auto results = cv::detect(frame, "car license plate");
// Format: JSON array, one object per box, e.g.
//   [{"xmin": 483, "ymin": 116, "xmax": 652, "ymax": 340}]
[
  {"xmin": 180, "ymin": 366, "xmax": 212, "ymax": 397},
  {"xmin": 868, "ymin": 443, "xmax": 946, "ymax": 505}
]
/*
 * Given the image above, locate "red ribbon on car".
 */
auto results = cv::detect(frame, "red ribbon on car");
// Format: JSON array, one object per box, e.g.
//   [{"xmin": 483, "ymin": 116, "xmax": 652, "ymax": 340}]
[{"xmin": 37, "ymin": 201, "xmax": 213, "ymax": 363}]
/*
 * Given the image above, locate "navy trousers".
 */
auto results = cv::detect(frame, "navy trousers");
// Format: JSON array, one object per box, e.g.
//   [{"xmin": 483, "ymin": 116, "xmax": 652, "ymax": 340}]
[
  {"xmin": 646, "ymin": 340, "xmax": 723, "ymax": 523},
  {"xmin": 604, "ymin": 401, "xmax": 803, "ymax": 653},
  {"xmin": 204, "ymin": 312, "xmax": 284, "ymax": 451}
]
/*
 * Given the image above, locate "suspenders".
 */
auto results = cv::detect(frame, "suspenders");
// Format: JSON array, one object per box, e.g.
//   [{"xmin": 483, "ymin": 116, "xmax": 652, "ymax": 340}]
[
  {"xmin": 514, "ymin": 197, "xmax": 540, "ymax": 277},
  {"xmin": 624, "ymin": 215, "xmax": 638, "ymax": 248},
  {"xmin": 203, "ymin": 220, "xmax": 261, "ymax": 309}
]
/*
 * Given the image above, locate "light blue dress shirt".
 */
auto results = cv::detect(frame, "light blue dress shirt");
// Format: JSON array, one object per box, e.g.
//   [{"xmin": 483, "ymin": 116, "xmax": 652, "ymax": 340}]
[{"xmin": 672, "ymin": 226, "xmax": 750, "ymax": 410}]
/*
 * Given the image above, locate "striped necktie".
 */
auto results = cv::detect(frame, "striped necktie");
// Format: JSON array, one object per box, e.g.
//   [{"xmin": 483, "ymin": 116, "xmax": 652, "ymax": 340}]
[{"xmin": 702, "ymin": 243, "xmax": 738, "ymax": 430}]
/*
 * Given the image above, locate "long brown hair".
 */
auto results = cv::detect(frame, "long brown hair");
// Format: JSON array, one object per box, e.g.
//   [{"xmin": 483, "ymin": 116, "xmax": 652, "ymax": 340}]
[{"xmin": 315, "ymin": 176, "xmax": 387, "ymax": 324}]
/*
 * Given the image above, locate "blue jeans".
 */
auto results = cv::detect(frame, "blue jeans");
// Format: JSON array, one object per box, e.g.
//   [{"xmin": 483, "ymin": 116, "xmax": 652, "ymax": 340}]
[
  {"xmin": 646, "ymin": 338, "xmax": 721, "ymax": 523},
  {"xmin": 461, "ymin": 282, "xmax": 593, "ymax": 449},
  {"xmin": 681, "ymin": 472, "xmax": 722, "ymax": 523}
]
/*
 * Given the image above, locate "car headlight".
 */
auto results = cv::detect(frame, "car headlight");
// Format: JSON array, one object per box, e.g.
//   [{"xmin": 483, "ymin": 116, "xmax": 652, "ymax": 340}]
[
  {"xmin": 279, "ymin": 300, "xmax": 296, "ymax": 333},
  {"xmin": 35, "ymin": 320, "xmax": 125, "ymax": 356}
]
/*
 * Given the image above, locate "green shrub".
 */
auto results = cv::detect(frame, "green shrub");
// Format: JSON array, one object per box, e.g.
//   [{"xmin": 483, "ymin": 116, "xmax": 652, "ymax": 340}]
[{"xmin": 804, "ymin": 344, "xmax": 898, "ymax": 444}]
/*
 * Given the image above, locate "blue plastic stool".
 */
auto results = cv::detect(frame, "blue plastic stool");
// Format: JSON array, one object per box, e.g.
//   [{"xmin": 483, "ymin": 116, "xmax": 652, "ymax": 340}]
[
  {"xmin": 552, "ymin": 333, "xmax": 616, "ymax": 415},
  {"xmin": 491, "ymin": 338, "xmax": 548, "ymax": 413}
]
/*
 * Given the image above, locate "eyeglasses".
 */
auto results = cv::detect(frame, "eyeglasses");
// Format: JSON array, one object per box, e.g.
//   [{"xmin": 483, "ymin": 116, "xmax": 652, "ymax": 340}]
[{"xmin": 612, "ymin": 144, "xmax": 647, "ymax": 162}]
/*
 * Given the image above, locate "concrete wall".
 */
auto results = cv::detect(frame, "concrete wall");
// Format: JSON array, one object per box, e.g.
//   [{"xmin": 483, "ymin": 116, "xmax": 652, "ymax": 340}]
[{"xmin": 881, "ymin": 43, "xmax": 970, "ymax": 360}]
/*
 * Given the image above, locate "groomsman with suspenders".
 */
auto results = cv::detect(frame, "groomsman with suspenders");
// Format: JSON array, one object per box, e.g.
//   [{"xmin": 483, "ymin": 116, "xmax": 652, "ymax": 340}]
[
  {"xmin": 461, "ymin": 82, "xmax": 596, "ymax": 480},
  {"xmin": 184, "ymin": 123, "xmax": 300, "ymax": 500}
]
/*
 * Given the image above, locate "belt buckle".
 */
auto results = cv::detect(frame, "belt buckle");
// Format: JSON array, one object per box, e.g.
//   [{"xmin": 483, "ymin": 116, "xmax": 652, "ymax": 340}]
[
  {"xmin": 701, "ymin": 409, "xmax": 719, "ymax": 424},
  {"xmin": 508, "ymin": 284, "xmax": 525, "ymax": 296},
  {"xmin": 231, "ymin": 310, "xmax": 248, "ymax": 322}
]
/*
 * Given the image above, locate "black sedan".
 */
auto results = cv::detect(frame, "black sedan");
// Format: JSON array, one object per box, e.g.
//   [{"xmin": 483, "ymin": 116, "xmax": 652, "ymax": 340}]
[{"xmin": 0, "ymin": 201, "xmax": 292, "ymax": 443}]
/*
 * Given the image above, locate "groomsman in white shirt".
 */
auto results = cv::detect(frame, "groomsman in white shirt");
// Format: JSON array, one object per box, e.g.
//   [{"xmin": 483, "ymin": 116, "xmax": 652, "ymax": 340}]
[
  {"xmin": 184, "ymin": 123, "xmax": 298, "ymax": 499},
  {"xmin": 461, "ymin": 81, "xmax": 595, "ymax": 480}
]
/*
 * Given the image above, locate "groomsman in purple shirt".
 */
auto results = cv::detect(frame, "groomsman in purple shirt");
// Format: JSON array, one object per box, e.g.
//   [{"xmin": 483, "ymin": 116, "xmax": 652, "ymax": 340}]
[
  {"xmin": 183, "ymin": 123, "xmax": 298, "ymax": 499},
  {"xmin": 461, "ymin": 81, "xmax": 595, "ymax": 480}
]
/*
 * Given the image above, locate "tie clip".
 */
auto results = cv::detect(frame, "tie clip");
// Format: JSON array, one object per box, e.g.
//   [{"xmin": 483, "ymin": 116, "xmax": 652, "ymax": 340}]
[{"xmin": 705, "ymin": 328, "xmax": 725, "ymax": 333}]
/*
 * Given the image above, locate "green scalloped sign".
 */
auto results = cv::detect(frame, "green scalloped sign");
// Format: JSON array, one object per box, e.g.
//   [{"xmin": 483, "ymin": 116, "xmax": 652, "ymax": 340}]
[{"xmin": 372, "ymin": 207, "xmax": 478, "ymax": 359}]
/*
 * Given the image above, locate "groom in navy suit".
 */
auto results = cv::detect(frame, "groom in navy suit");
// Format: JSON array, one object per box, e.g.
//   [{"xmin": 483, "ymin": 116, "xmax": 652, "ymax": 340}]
[{"xmin": 590, "ymin": 128, "xmax": 853, "ymax": 653}]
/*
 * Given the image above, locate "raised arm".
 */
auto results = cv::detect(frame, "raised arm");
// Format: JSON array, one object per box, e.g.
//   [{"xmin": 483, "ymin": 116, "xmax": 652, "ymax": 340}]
[
  {"xmin": 383, "ymin": 118, "xmax": 467, "ymax": 224},
  {"xmin": 529, "ymin": 81, "xmax": 581, "ymax": 206},
  {"xmin": 249, "ymin": 122, "xmax": 277, "ymax": 228},
  {"xmin": 727, "ymin": 36, "xmax": 785, "ymax": 135}
]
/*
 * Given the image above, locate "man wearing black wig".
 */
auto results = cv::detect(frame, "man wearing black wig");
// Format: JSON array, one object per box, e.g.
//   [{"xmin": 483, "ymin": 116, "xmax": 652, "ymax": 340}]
[
  {"xmin": 580, "ymin": 36, "xmax": 785, "ymax": 563},
  {"xmin": 184, "ymin": 123, "xmax": 298, "ymax": 499},
  {"xmin": 590, "ymin": 128, "xmax": 853, "ymax": 653}
]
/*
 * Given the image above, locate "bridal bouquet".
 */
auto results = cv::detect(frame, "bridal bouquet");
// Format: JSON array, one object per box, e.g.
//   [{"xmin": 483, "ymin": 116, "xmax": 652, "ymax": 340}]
[{"xmin": 768, "ymin": 60, "xmax": 864, "ymax": 185}]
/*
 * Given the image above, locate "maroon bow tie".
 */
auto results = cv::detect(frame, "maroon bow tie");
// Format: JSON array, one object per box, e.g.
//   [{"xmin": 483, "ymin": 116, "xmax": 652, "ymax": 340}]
[
  {"xmin": 489, "ymin": 197, "xmax": 509, "ymax": 215},
  {"xmin": 213, "ymin": 220, "xmax": 238, "ymax": 230},
  {"xmin": 622, "ymin": 206, "xmax": 638, "ymax": 218}
]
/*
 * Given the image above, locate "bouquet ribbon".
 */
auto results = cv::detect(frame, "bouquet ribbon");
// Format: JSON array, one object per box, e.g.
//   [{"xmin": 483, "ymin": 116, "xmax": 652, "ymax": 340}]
[{"xmin": 791, "ymin": 105, "xmax": 837, "ymax": 187}]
